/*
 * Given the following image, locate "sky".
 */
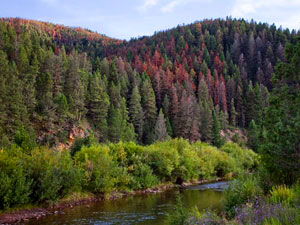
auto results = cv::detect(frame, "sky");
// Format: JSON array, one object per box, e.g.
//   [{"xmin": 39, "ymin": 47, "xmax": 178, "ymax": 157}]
[{"xmin": 1, "ymin": 0, "xmax": 300, "ymax": 40}]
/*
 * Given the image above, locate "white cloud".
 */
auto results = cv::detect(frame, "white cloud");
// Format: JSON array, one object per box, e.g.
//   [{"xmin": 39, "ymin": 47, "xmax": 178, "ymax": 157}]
[
  {"xmin": 137, "ymin": 0, "xmax": 160, "ymax": 12},
  {"xmin": 231, "ymin": 0, "xmax": 300, "ymax": 18},
  {"xmin": 161, "ymin": 0, "xmax": 182, "ymax": 13},
  {"xmin": 160, "ymin": 0, "xmax": 211, "ymax": 13},
  {"xmin": 231, "ymin": 0, "xmax": 300, "ymax": 30}
]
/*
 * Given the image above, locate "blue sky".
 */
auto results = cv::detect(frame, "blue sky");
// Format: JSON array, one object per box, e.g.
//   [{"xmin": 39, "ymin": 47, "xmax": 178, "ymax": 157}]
[{"xmin": 2, "ymin": 0, "xmax": 300, "ymax": 40}]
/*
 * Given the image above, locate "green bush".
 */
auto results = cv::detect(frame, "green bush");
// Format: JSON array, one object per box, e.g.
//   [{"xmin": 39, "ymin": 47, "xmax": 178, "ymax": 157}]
[
  {"xmin": 269, "ymin": 185, "xmax": 295, "ymax": 206},
  {"xmin": 74, "ymin": 145, "xmax": 121, "ymax": 193},
  {"xmin": 146, "ymin": 143, "xmax": 180, "ymax": 182},
  {"xmin": 0, "ymin": 139, "xmax": 259, "ymax": 210},
  {"xmin": 221, "ymin": 142, "xmax": 259, "ymax": 171},
  {"xmin": 129, "ymin": 162, "xmax": 158, "ymax": 189},
  {"xmin": 224, "ymin": 175, "xmax": 263, "ymax": 216},
  {"xmin": 167, "ymin": 195, "xmax": 189, "ymax": 225},
  {"xmin": 24, "ymin": 147, "xmax": 82, "ymax": 203},
  {"xmin": 70, "ymin": 134, "xmax": 96, "ymax": 157},
  {"xmin": 0, "ymin": 148, "xmax": 31, "ymax": 209},
  {"xmin": 174, "ymin": 147, "xmax": 202, "ymax": 181}
]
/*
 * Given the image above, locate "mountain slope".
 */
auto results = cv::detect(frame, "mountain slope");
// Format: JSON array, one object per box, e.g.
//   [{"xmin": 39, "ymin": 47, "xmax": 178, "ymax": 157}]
[{"xmin": 0, "ymin": 17, "xmax": 298, "ymax": 148}]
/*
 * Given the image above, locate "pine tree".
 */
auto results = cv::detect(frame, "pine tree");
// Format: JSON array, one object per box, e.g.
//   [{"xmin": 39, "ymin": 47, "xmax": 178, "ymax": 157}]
[
  {"xmin": 141, "ymin": 79, "xmax": 157, "ymax": 144},
  {"xmin": 108, "ymin": 105, "xmax": 122, "ymax": 143},
  {"xmin": 36, "ymin": 72, "xmax": 54, "ymax": 116},
  {"xmin": 165, "ymin": 116, "xmax": 173, "ymax": 137},
  {"xmin": 129, "ymin": 86, "xmax": 144, "ymax": 142},
  {"xmin": 230, "ymin": 98, "xmax": 237, "ymax": 127},
  {"xmin": 119, "ymin": 98, "xmax": 136, "ymax": 142},
  {"xmin": 199, "ymin": 102, "xmax": 213, "ymax": 142},
  {"xmin": 87, "ymin": 73, "xmax": 110, "ymax": 141},
  {"xmin": 176, "ymin": 90, "xmax": 193, "ymax": 139},
  {"xmin": 247, "ymin": 120, "xmax": 259, "ymax": 151},
  {"xmin": 260, "ymin": 40, "xmax": 300, "ymax": 184},
  {"xmin": 154, "ymin": 109, "xmax": 169, "ymax": 142},
  {"xmin": 64, "ymin": 52, "xmax": 85, "ymax": 121},
  {"xmin": 212, "ymin": 110, "xmax": 223, "ymax": 147}
]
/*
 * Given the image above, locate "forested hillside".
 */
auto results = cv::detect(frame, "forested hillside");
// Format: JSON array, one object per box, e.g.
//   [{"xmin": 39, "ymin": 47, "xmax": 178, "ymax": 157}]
[{"xmin": 0, "ymin": 17, "xmax": 299, "ymax": 148}]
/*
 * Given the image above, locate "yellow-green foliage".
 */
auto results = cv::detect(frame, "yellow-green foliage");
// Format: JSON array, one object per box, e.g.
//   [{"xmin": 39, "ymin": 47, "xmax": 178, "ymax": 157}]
[
  {"xmin": 25, "ymin": 147, "xmax": 82, "ymax": 203},
  {"xmin": 263, "ymin": 218, "xmax": 284, "ymax": 225},
  {"xmin": 220, "ymin": 142, "xmax": 260, "ymax": 171},
  {"xmin": 269, "ymin": 185, "xmax": 295, "ymax": 206},
  {"xmin": 224, "ymin": 175, "xmax": 263, "ymax": 216},
  {"xmin": 74, "ymin": 145, "xmax": 128, "ymax": 193},
  {"xmin": 0, "ymin": 138, "xmax": 258, "ymax": 210},
  {"xmin": 0, "ymin": 147, "xmax": 31, "ymax": 209}
]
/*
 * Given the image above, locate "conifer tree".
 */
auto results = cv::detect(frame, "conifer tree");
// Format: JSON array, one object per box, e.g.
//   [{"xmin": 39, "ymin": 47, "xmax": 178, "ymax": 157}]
[
  {"xmin": 119, "ymin": 98, "xmax": 136, "ymax": 142},
  {"xmin": 212, "ymin": 110, "xmax": 223, "ymax": 147},
  {"xmin": 247, "ymin": 120, "xmax": 259, "ymax": 151},
  {"xmin": 230, "ymin": 98, "xmax": 237, "ymax": 127},
  {"xmin": 108, "ymin": 105, "xmax": 122, "ymax": 143},
  {"xmin": 64, "ymin": 52, "xmax": 85, "ymax": 121},
  {"xmin": 199, "ymin": 102, "xmax": 213, "ymax": 142},
  {"xmin": 260, "ymin": 40, "xmax": 300, "ymax": 184},
  {"xmin": 129, "ymin": 86, "xmax": 144, "ymax": 142},
  {"xmin": 141, "ymin": 79, "xmax": 157, "ymax": 144},
  {"xmin": 87, "ymin": 73, "xmax": 110, "ymax": 141},
  {"xmin": 154, "ymin": 109, "xmax": 169, "ymax": 142}
]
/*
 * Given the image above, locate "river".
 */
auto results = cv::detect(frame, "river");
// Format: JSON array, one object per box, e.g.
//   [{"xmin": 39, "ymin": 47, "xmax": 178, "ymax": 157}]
[{"xmin": 26, "ymin": 181, "xmax": 228, "ymax": 225}]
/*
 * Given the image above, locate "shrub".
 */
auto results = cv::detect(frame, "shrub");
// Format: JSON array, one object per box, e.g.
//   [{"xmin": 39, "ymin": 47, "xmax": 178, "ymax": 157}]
[
  {"xmin": 24, "ymin": 147, "xmax": 82, "ymax": 203},
  {"xmin": 235, "ymin": 198, "xmax": 300, "ymax": 225},
  {"xmin": 74, "ymin": 145, "xmax": 121, "ymax": 193},
  {"xmin": 224, "ymin": 175, "xmax": 263, "ymax": 216},
  {"xmin": 0, "ymin": 148, "xmax": 31, "ymax": 209},
  {"xmin": 269, "ymin": 185, "xmax": 295, "ymax": 206},
  {"xmin": 129, "ymin": 162, "xmax": 158, "ymax": 189},
  {"xmin": 14, "ymin": 125, "xmax": 36, "ymax": 152},
  {"xmin": 146, "ymin": 143, "xmax": 180, "ymax": 182},
  {"xmin": 221, "ymin": 142, "xmax": 259, "ymax": 172},
  {"xmin": 167, "ymin": 195, "xmax": 189, "ymax": 225},
  {"xmin": 194, "ymin": 143, "xmax": 236, "ymax": 179},
  {"xmin": 70, "ymin": 134, "xmax": 96, "ymax": 157},
  {"xmin": 174, "ymin": 147, "xmax": 202, "ymax": 181},
  {"xmin": 186, "ymin": 210, "xmax": 228, "ymax": 225}
]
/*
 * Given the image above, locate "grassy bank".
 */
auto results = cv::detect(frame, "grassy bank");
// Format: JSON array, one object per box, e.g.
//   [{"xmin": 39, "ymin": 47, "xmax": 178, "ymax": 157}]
[
  {"xmin": 0, "ymin": 138, "xmax": 257, "ymax": 212},
  {"xmin": 169, "ymin": 173, "xmax": 300, "ymax": 225}
]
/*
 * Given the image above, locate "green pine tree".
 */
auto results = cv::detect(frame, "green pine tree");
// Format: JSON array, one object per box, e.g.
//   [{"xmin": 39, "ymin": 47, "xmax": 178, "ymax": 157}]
[
  {"xmin": 129, "ymin": 86, "xmax": 144, "ymax": 143},
  {"xmin": 212, "ymin": 110, "xmax": 223, "ymax": 147},
  {"xmin": 154, "ymin": 109, "xmax": 169, "ymax": 142}
]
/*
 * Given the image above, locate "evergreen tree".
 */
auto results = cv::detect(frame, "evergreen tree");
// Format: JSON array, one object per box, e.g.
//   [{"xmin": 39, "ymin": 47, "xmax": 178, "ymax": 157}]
[
  {"xmin": 212, "ymin": 110, "xmax": 223, "ymax": 147},
  {"xmin": 260, "ymin": 40, "xmax": 300, "ymax": 184},
  {"xmin": 199, "ymin": 102, "xmax": 213, "ymax": 142},
  {"xmin": 141, "ymin": 79, "xmax": 157, "ymax": 144},
  {"xmin": 154, "ymin": 109, "xmax": 169, "ymax": 142},
  {"xmin": 64, "ymin": 52, "xmax": 85, "ymax": 121},
  {"xmin": 247, "ymin": 120, "xmax": 259, "ymax": 151},
  {"xmin": 230, "ymin": 98, "xmax": 237, "ymax": 126},
  {"xmin": 108, "ymin": 105, "xmax": 122, "ymax": 143},
  {"xmin": 87, "ymin": 73, "xmax": 110, "ymax": 141},
  {"xmin": 119, "ymin": 98, "xmax": 136, "ymax": 142},
  {"xmin": 129, "ymin": 86, "xmax": 144, "ymax": 142}
]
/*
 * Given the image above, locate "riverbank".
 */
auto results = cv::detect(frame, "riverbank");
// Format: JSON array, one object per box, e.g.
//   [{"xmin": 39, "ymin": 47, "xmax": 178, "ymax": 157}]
[{"xmin": 0, "ymin": 178, "xmax": 225, "ymax": 224}]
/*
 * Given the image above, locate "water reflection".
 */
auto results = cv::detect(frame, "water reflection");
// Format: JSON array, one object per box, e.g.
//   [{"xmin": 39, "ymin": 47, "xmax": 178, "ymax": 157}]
[{"xmin": 26, "ymin": 182, "xmax": 226, "ymax": 225}]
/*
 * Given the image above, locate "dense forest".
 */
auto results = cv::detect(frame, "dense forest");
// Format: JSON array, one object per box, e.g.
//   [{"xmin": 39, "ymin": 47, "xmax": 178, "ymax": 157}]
[
  {"xmin": 1, "ymin": 17, "xmax": 300, "ymax": 224},
  {"xmin": 1, "ymin": 17, "xmax": 299, "ymax": 148}
]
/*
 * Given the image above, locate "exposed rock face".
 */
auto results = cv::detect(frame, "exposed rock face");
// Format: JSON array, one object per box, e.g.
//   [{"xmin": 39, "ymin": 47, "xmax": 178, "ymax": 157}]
[
  {"xmin": 220, "ymin": 129, "xmax": 247, "ymax": 143},
  {"xmin": 57, "ymin": 125, "xmax": 87, "ymax": 151}
]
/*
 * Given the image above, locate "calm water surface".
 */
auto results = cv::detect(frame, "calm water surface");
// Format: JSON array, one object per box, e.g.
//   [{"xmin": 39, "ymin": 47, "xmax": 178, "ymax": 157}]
[{"xmin": 26, "ymin": 181, "xmax": 228, "ymax": 225}]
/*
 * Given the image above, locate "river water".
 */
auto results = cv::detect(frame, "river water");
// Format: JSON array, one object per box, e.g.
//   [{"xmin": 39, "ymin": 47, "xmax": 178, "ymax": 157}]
[{"xmin": 26, "ymin": 181, "xmax": 228, "ymax": 225}]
